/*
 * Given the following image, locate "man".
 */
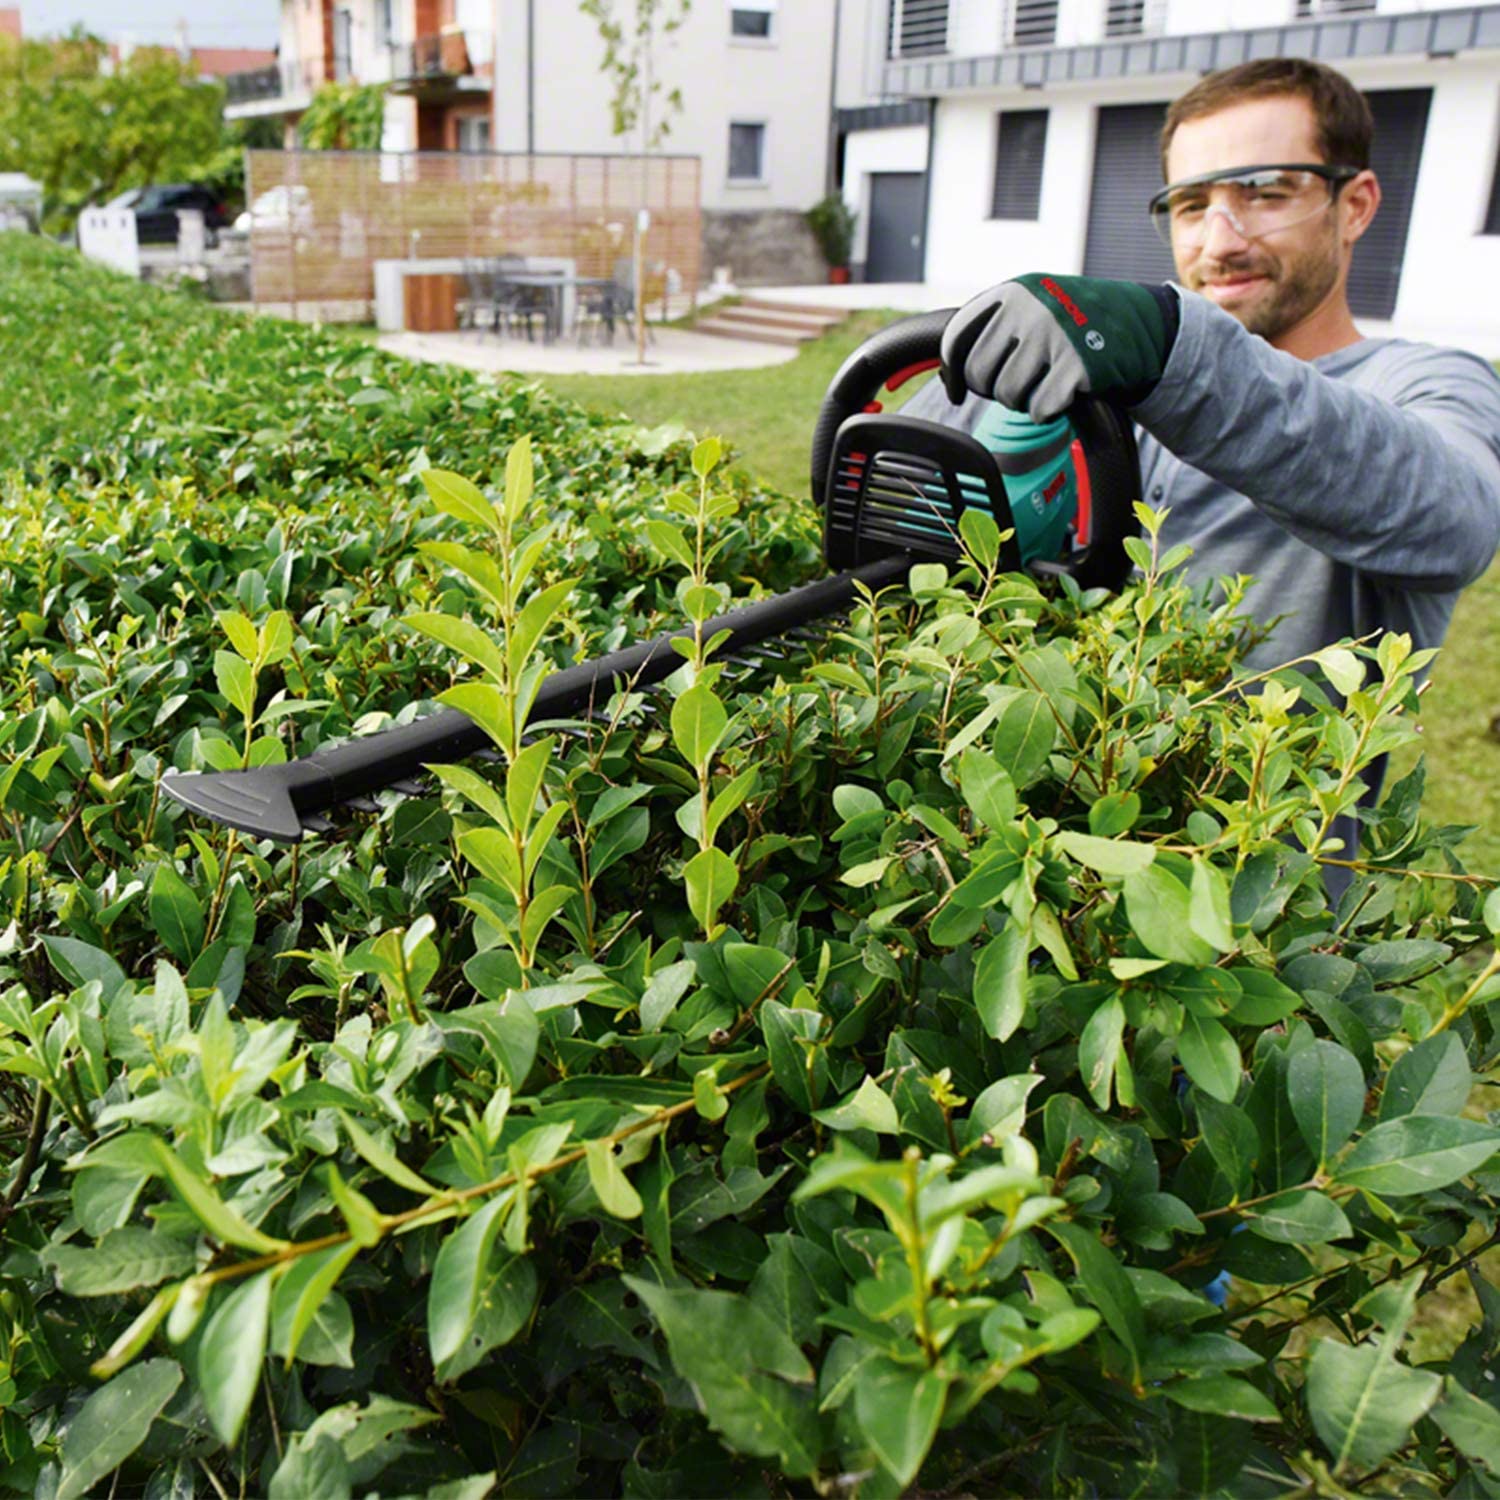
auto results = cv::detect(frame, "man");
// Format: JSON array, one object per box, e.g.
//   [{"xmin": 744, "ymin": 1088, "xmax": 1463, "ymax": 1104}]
[{"xmin": 909, "ymin": 57, "xmax": 1500, "ymax": 673}]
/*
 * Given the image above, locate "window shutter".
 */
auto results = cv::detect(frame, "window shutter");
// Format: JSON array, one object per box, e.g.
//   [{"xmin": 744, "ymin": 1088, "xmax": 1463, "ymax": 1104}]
[
  {"xmin": 888, "ymin": 0, "xmax": 949, "ymax": 58},
  {"xmin": 991, "ymin": 110, "xmax": 1048, "ymax": 221}
]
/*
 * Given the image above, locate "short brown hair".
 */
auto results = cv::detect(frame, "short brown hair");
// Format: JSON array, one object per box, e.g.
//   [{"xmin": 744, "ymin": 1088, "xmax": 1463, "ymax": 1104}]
[{"xmin": 1159, "ymin": 57, "xmax": 1374, "ymax": 179}]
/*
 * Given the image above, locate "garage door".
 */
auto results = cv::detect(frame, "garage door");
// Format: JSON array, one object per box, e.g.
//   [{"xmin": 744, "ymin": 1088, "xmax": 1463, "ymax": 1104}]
[
  {"xmin": 1084, "ymin": 92, "xmax": 1432, "ymax": 319},
  {"xmin": 1083, "ymin": 102, "xmax": 1176, "ymax": 283},
  {"xmin": 1351, "ymin": 89, "xmax": 1431, "ymax": 320}
]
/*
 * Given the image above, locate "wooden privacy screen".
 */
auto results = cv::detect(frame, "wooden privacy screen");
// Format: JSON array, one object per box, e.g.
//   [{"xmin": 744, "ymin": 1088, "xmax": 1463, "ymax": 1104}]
[{"xmin": 245, "ymin": 149, "xmax": 702, "ymax": 314}]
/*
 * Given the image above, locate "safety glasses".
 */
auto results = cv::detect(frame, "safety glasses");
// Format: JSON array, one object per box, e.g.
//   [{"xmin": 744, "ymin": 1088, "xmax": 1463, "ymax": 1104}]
[{"xmin": 1148, "ymin": 162, "xmax": 1359, "ymax": 249}]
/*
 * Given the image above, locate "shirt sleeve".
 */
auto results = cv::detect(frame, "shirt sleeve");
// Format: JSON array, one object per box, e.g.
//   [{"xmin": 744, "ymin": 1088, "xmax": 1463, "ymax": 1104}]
[{"xmin": 1128, "ymin": 290, "xmax": 1500, "ymax": 593}]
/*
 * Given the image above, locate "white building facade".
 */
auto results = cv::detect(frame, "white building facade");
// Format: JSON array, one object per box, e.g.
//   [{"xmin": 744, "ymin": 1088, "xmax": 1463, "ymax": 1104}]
[{"xmin": 836, "ymin": 0, "xmax": 1500, "ymax": 351}]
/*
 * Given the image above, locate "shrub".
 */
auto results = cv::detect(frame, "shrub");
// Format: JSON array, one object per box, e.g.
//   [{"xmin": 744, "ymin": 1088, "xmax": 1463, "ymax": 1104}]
[
  {"xmin": 806, "ymin": 193, "xmax": 856, "ymax": 270},
  {"xmin": 1, "ymin": 237, "xmax": 1499, "ymax": 1499}
]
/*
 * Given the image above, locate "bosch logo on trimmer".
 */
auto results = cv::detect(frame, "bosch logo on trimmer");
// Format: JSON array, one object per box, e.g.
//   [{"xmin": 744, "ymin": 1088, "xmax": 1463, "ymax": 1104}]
[{"xmin": 1040, "ymin": 277, "xmax": 1089, "ymax": 327}]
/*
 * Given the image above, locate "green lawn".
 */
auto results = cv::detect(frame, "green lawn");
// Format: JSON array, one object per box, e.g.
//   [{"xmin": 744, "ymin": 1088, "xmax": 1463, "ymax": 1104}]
[{"xmin": 537, "ymin": 318, "xmax": 1500, "ymax": 869}]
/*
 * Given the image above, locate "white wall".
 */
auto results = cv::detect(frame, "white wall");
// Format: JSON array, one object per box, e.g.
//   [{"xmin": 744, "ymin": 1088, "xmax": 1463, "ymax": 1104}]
[{"xmin": 492, "ymin": 0, "xmax": 837, "ymax": 212}]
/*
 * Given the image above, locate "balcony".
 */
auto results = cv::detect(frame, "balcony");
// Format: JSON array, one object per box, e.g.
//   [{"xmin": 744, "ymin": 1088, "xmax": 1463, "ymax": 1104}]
[
  {"xmin": 223, "ymin": 59, "xmax": 327, "ymax": 118},
  {"xmin": 880, "ymin": 0, "xmax": 1500, "ymax": 95},
  {"xmin": 388, "ymin": 29, "xmax": 493, "ymax": 92}
]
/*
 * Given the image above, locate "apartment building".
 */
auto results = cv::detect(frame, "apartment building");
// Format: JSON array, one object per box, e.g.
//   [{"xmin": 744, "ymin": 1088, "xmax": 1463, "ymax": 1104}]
[
  {"xmin": 224, "ymin": 0, "xmax": 839, "ymax": 281},
  {"xmin": 835, "ymin": 1, "xmax": 1500, "ymax": 347}
]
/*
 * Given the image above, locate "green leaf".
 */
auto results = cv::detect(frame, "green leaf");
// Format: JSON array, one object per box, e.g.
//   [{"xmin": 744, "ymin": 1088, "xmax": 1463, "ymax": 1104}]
[
  {"xmin": 1225, "ymin": 968, "xmax": 1302, "ymax": 1025},
  {"xmin": 340, "ymin": 1113, "xmax": 440, "ymax": 1198},
  {"xmin": 1079, "ymin": 996, "xmax": 1125, "ymax": 1110},
  {"xmin": 44, "ymin": 1227, "xmax": 195, "ymax": 1297},
  {"xmin": 626, "ymin": 1279, "xmax": 820, "ymax": 1478},
  {"xmin": 436, "ymin": 1253, "xmax": 537, "ymax": 1382},
  {"xmin": 428, "ymin": 1196, "xmax": 510, "ymax": 1366},
  {"xmin": 213, "ymin": 649, "xmax": 255, "ymax": 718},
  {"xmin": 1379, "ymin": 1033, "xmax": 1471, "ymax": 1121},
  {"xmin": 645, "ymin": 518, "xmax": 695, "ymax": 570},
  {"xmin": 1336, "ymin": 1115, "xmax": 1500, "ymax": 1197},
  {"xmin": 422, "ymin": 466, "xmax": 500, "ymax": 534},
  {"xmin": 149, "ymin": 1139, "xmax": 285, "ymax": 1252},
  {"xmin": 1307, "ymin": 1336, "xmax": 1442, "ymax": 1472},
  {"xmin": 586, "ymin": 1139, "xmax": 643, "ymax": 1218},
  {"xmin": 1433, "ymin": 1375, "xmax": 1500, "ymax": 1474},
  {"xmin": 1123, "ymin": 864, "xmax": 1220, "ymax": 965},
  {"xmin": 1287, "ymin": 1040, "xmax": 1364, "ymax": 1164},
  {"xmin": 150, "ymin": 863, "xmax": 204, "ymax": 967},
  {"xmin": 1178, "ymin": 1013, "xmax": 1241, "ymax": 1104},
  {"xmin": 992, "ymin": 690, "xmax": 1056, "ymax": 787},
  {"xmin": 957, "ymin": 748, "xmax": 1016, "ymax": 831},
  {"xmin": 267, "ymin": 1435, "xmax": 351, "ymax": 1500},
  {"xmin": 671, "ymin": 685, "xmax": 728, "ymax": 774},
  {"xmin": 974, "ymin": 920, "xmax": 1029, "ymax": 1041},
  {"xmin": 1046, "ymin": 1221, "xmax": 1144, "ymax": 1386},
  {"xmin": 198, "ymin": 1271, "xmax": 273, "ymax": 1447},
  {"xmin": 684, "ymin": 846, "xmax": 738, "ymax": 934},
  {"xmin": 1245, "ymin": 1189, "xmax": 1352, "ymax": 1245},
  {"xmin": 403, "ymin": 612, "xmax": 508, "ymax": 682},
  {"xmin": 1194, "ymin": 1094, "xmax": 1258, "ymax": 1195},
  {"xmin": 1165, "ymin": 1374, "xmax": 1281, "ymax": 1423},
  {"xmin": 852, "ymin": 1357, "xmax": 947, "ymax": 1487},
  {"xmin": 966, "ymin": 1072, "xmax": 1042, "ymax": 1144},
  {"xmin": 1189, "ymin": 857, "xmax": 1235, "ymax": 951},
  {"xmin": 813, "ymin": 1076, "xmax": 900, "ymax": 1135},
  {"xmin": 218, "ymin": 609, "xmax": 259, "ymax": 661},
  {"xmin": 270, "ymin": 1242, "xmax": 361, "ymax": 1367},
  {"xmin": 57, "ymin": 1358, "xmax": 183, "ymax": 1500},
  {"xmin": 1055, "ymin": 830, "xmax": 1155, "ymax": 876}
]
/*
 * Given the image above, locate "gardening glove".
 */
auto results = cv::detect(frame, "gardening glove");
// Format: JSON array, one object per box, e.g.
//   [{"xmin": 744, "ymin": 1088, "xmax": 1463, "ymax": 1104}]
[{"xmin": 940, "ymin": 274, "xmax": 1180, "ymax": 422}]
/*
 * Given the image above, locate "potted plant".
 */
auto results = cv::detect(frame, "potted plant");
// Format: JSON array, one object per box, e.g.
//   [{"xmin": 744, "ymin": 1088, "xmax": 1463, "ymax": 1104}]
[{"xmin": 805, "ymin": 192, "xmax": 855, "ymax": 284}]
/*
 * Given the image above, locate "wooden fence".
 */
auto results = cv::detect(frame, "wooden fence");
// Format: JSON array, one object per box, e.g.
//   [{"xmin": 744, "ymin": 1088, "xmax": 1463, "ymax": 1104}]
[{"xmin": 245, "ymin": 149, "xmax": 702, "ymax": 316}]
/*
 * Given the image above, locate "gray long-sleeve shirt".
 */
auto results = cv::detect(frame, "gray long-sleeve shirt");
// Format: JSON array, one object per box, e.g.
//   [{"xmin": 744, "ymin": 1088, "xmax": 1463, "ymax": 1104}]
[{"xmin": 904, "ymin": 290, "xmax": 1500, "ymax": 670}]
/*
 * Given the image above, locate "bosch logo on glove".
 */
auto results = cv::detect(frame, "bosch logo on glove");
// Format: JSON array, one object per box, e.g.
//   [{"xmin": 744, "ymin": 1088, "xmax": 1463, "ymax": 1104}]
[
  {"xmin": 1040, "ymin": 277, "xmax": 1089, "ymax": 327},
  {"xmin": 1085, "ymin": 330, "xmax": 1106, "ymax": 351}
]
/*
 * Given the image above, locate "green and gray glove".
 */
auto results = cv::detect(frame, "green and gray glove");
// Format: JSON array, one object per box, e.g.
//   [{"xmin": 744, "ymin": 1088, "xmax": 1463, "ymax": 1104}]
[{"xmin": 940, "ymin": 273, "xmax": 1180, "ymax": 421}]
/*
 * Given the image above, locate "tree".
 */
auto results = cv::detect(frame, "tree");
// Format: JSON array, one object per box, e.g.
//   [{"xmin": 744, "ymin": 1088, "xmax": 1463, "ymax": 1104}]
[
  {"xmin": 580, "ymin": 0, "xmax": 690, "ymax": 364},
  {"xmin": 299, "ymin": 81, "xmax": 386, "ymax": 152},
  {"xmin": 0, "ymin": 32, "xmax": 229, "ymax": 232}
]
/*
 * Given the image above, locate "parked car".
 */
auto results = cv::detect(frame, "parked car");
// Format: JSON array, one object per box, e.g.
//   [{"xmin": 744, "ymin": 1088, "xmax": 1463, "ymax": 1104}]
[
  {"xmin": 233, "ymin": 185, "xmax": 314, "ymax": 237},
  {"xmin": 108, "ymin": 184, "xmax": 229, "ymax": 245}
]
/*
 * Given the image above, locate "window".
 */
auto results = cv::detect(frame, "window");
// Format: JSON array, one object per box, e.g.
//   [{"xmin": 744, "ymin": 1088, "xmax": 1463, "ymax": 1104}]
[
  {"xmin": 728, "ymin": 122, "xmax": 766, "ymax": 181},
  {"xmin": 888, "ymin": 0, "xmax": 948, "ymax": 59},
  {"xmin": 1007, "ymin": 0, "xmax": 1058, "ymax": 47},
  {"xmin": 457, "ymin": 115, "xmax": 491, "ymax": 153},
  {"xmin": 991, "ymin": 109, "xmax": 1048, "ymax": 219},
  {"xmin": 376, "ymin": 0, "xmax": 394, "ymax": 46},
  {"xmin": 730, "ymin": 0, "xmax": 774, "ymax": 40},
  {"xmin": 1295, "ymin": 0, "xmax": 1376, "ymax": 15}
]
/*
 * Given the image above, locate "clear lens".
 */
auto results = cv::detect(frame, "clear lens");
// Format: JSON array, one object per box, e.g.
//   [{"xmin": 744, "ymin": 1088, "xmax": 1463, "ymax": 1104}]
[{"xmin": 1149, "ymin": 169, "xmax": 1338, "ymax": 249}]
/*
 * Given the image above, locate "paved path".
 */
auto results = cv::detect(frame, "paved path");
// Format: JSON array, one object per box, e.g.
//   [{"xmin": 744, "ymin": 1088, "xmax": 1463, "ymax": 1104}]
[{"xmin": 379, "ymin": 324, "xmax": 800, "ymax": 378}]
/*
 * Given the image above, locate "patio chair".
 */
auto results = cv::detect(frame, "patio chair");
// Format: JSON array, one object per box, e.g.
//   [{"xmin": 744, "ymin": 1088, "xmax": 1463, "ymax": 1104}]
[
  {"xmin": 574, "ymin": 280, "xmax": 620, "ymax": 346},
  {"xmin": 610, "ymin": 259, "xmax": 655, "ymax": 347},
  {"xmin": 491, "ymin": 256, "xmax": 553, "ymax": 342},
  {"xmin": 457, "ymin": 259, "xmax": 498, "ymax": 334}
]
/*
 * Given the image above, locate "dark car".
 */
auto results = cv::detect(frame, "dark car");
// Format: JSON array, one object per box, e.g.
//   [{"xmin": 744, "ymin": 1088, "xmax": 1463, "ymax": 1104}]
[{"xmin": 113, "ymin": 184, "xmax": 229, "ymax": 245}]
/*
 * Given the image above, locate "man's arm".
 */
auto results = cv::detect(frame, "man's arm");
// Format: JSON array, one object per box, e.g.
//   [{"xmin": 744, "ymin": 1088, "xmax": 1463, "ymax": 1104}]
[{"xmin": 1130, "ymin": 292, "xmax": 1500, "ymax": 593}]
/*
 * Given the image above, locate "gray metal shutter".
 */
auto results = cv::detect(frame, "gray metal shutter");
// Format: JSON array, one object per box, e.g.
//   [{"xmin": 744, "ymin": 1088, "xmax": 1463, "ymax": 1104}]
[
  {"xmin": 1350, "ymin": 89, "xmax": 1431, "ymax": 320},
  {"xmin": 889, "ymin": 0, "xmax": 949, "ymax": 57},
  {"xmin": 991, "ymin": 109, "xmax": 1048, "ymax": 220},
  {"xmin": 1083, "ymin": 102, "xmax": 1176, "ymax": 282}
]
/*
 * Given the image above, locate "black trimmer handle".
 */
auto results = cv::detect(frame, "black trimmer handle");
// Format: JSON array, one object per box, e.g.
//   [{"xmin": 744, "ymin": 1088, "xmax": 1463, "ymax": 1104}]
[{"xmin": 810, "ymin": 309, "xmax": 1139, "ymax": 593}]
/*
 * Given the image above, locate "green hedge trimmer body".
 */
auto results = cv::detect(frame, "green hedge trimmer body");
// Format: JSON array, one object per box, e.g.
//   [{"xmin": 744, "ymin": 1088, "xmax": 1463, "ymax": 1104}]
[{"xmin": 162, "ymin": 310, "xmax": 1141, "ymax": 841}]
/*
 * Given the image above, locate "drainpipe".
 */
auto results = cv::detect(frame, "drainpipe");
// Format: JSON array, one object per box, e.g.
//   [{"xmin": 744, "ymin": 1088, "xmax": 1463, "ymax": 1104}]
[
  {"xmin": 825, "ymin": 0, "xmax": 843, "ymax": 196},
  {"xmin": 526, "ymin": 0, "xmax": 535, "ymax": 154},
  {"xmin": 917, "ymin": 96, "xmax": 935, "ymax": 283}
]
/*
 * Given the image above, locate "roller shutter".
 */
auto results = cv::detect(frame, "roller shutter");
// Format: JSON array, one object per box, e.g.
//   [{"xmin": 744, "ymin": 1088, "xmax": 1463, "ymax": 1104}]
[
  {"xmin": 1082, "ymin": 102, "xmax": 1176, "ymax": 282},
  {"xmin": 1351, "ymin": 89, "xmax": 1431, "ymax": 320}
]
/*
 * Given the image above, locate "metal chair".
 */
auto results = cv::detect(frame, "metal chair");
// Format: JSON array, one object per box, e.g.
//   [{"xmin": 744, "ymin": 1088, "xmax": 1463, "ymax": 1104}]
[
  {"xmin": 491, "ymin": 257, "xmax": 552, "ymax": 342},
  {"xmin": 457, "ymin": 259, "xmax": 497, "ymax": 334}
]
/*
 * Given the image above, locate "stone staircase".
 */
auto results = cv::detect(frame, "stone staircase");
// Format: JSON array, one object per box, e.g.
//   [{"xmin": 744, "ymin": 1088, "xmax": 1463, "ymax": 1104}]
[{"xmin": 692, "ymin": 296, "xmax": 847, "ymax": 347}]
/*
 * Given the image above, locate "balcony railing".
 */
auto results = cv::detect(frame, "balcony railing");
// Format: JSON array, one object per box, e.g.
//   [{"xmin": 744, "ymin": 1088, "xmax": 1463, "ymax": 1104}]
[
  {"xmin": 223, "ymin": 60, "xmax": 327, "ymax": 107},
  {"xmin": 390, "ymin": 29, "xmax": 493, "ymax": 83}
]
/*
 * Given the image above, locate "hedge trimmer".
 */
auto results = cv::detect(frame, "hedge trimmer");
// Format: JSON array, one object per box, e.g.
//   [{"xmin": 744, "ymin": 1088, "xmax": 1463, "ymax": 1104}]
[{"xmin": 162, "ymin": 309, "xmax": 1141, "ymax": 842}]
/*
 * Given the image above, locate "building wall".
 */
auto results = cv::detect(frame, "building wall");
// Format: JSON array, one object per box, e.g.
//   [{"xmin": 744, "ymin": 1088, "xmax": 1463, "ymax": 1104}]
[{"xmin": 492, "ymin": 0, "xmax": 837, "ymax": 214}]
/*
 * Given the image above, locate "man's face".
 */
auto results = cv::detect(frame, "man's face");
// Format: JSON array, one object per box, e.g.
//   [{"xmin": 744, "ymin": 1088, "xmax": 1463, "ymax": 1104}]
[{"xmin": 1163, "ymin": 95, "xmax": 1349, "ymax": 341}]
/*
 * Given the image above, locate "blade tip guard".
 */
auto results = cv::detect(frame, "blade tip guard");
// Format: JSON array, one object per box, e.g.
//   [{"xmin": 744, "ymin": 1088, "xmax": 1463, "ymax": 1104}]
[{"xmin": 160, "ymin": 767, "xmax": 308, "ymax": 844}]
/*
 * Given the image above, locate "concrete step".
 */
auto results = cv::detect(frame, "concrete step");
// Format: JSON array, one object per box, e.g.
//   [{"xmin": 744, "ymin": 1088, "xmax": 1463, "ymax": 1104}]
[
  {"xmin": 711, "ymin": 305, "xmax": 845, "ymax": 336},
  {"xmin": 693, "ymin": 316, "xmax": 809, "ymax": 347},
  {"xmin": 738, "ymin": 296, "xmax": 850, "ymax": 321}
]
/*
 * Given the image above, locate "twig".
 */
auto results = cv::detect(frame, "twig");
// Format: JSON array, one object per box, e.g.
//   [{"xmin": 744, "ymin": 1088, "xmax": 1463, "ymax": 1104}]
[{"xmin": 0, "ymin": 1089, "xmax": 49, "ymax": 1219}]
